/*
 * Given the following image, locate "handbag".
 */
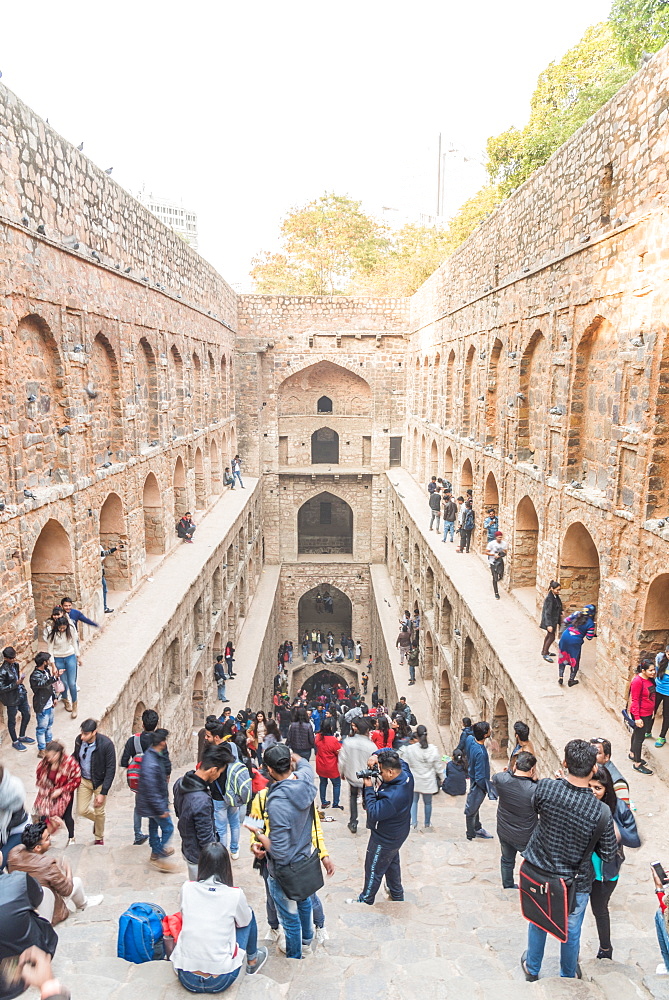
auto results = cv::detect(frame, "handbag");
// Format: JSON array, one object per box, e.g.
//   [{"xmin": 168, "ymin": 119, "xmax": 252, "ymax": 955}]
[
  {"xmin": 272, "ymin": 803, "xmax": 324, "ymax": 902},
  {"xmin": 54, "ymin": 677, "xmax": 66, "ymax": 695},
  {"xmin": 519, "ymin": 803, "xmax": 609, "ymax": 942}
]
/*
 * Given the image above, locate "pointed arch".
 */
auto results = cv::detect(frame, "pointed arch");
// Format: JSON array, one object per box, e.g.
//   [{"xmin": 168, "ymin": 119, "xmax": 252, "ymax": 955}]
[
  {"xmin": 298, "ymin": 491, "xmax": 352, "ymax": 554},
  {"xmin": 143, "ymin": 472, "xmax": 165, "ymax": 554},
  {"xmin": 518, "ymin": 331, "xmax": 548, "ymax": 463}
]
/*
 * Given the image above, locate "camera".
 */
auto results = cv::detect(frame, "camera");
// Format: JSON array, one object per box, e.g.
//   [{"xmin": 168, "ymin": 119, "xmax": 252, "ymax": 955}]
[{"xmin": 356, "ymin": 764, "xmax": 380, "ymax": 780}]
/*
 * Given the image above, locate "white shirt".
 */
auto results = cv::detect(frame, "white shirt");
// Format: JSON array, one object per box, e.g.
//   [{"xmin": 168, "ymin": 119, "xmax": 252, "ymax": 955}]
[
  {"xmin": 170, "ymin": 877, "xmax": 253, "ymax": 975},
  {"xmin": 486, "ymin": 539, "xmax": 507, "ymax": 565}
]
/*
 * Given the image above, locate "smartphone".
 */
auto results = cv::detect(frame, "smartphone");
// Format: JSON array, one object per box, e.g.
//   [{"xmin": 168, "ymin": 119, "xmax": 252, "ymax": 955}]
[
  {"xmin": 651, "ymin": 861, "xmax": 669, "ymax": 885},
  {"xmin": 243, "ymin": 816, "xmax": 265, "ymax": 832}
]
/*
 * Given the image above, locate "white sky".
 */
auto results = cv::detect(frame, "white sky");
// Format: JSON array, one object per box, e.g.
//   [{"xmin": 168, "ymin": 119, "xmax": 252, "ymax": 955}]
[{"xmin": 1, "ymin": 0, "xmax": 613, "ymax": 290}]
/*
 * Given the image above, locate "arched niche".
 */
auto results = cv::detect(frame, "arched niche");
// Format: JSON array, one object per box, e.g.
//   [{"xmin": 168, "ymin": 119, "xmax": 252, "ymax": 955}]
[
  {"xmin": 639, "ymin": 574, "xmax": 669, "ymax": 655},
  {"xmin": 298, "ymin": 584, "xmax": 353, "ymax": 641},
  {"xmin": 317, "ymin": 396, "xmax": 333, "ymax": 413},
  {"xmin": 559, "ymin": 521, "xmax": 600, "ymax": 614},
  {"xmin": 439, "ymin": 670, "xmax": 452, "ymax": 726},
  {"xmin": 17, "ymin": 315, "xmax": 65, "ymax": 492},
  {"xmin": 210, "ymin": 438, "xmax": 222, "ymax": 494},
  {"xmin": 311, "ymin": 428, "xmax": 339, "ymax": 464},
  {"xmin": 278, "ymin": 361, "xmax": 371, "ymax": 416},
  {"xmin": 517, "ymin": 331, "xmax": 547, "ymax": 464},
  {"xmin": 298, "ymin": 492, "xmax": 352, "ymax": 554},
  {"xmin": 193, "ymin": 671, "xmax": 205, "ymax": 726},
  {"xmin": 194, "ymin": 446, "xmax": 207, "ymax": 508},
  {"xmin": 513, "ymin": 495, "xmax": 539, "ymax": 589},
  {"xmin": 100, "ymin": 492, "xmax": 130, "ymax": 590},
  {"xmin": 89, "ymin": 333, "xmax": 123, "ymax": 465},
  {"xmin": 491, "ymin": 697, "xmax": 509, "ymax": 759},
  {"xmin": 173, "ymin": 456, "xmax": 188, "ymax": 521},
  {"xmin": 143, "ymin": 472, "xmax": 165, "ymax": 555},
  {"xmin": 31, "ymin": 519, "xmax": 75, "ymax": 626}
]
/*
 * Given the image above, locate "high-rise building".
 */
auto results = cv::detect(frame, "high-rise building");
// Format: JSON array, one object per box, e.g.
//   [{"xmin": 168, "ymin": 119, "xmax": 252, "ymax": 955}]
[{"xmin": 137, "ymin": 189, "xmax": 198, "ymax": 249}]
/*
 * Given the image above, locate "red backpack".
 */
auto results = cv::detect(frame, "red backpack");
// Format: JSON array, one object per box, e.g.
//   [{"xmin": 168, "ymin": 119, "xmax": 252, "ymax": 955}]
[{"xmin": 126, "ymin": 734, "xmax": 144, "ymax": 792}]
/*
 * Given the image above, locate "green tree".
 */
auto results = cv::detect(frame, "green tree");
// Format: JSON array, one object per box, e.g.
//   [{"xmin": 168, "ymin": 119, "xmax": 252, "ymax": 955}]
[
  {"xmin": 487, "ymin": 23, "xmax": 633, "ymax": 195},
  {"xmin": 610, "ymin": 0, "xmax": 669, "ymax": 66},
  {"xmin": 250, "ymin": 192, "xmax": 388, "ymax": 295}
]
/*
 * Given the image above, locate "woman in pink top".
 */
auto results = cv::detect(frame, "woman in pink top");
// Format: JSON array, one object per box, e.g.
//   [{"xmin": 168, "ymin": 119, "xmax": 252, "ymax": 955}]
[{"xmin": 629, "ymin": 658, "xmax": 656, "ymax": 774}]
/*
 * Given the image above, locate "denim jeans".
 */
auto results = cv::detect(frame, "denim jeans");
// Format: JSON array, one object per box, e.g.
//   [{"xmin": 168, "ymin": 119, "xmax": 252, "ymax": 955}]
[
  {"xmin": 319, "ymin": 776, "xmax": 341, "ymax": 807},
  {"xmin": 262, "ymin": 865, "xmax": 324, "ymax": 930},
  {"xmin": 7, "ymin": 691, "xmax": 31, "ymax": 743},
  {"xmin": 526, "ymin": 890, "xmax": 589, "ymax": 978},
  {"xmin": 177, "ymin": 914, "xmax": 258, "ymax": 993},
  {"xmin": 347, "ymin": 647, "xmax": 354, "ymax": 660},
  {"xmin": 133, "ymin": 806, "xmax": 146, "ymax": 839},
  {"xmin": 411, "ymin": 791, "xmax": 433, "ymax": 827},
  {"xmin": 148, "ymin": 812, "xmax": 174, "ymax": 856},
  {"xmin": 267, "ymin": 874, "xmax": 313, "ymax": 959},
  {"xmin": 409, "ymin": 662, "xmax": 416, "ymax": 683},
  {"xmin": 102, "ymin": 574, "xmax": 109, "ymax": 610},
  {"xmin": 656, "ymin": 908, "xmax": 669, "ymax": 972},
  {"xmin": 35, "ymin": 706, "xmax": 54, "ymax": 750},
  {"xmin": 233, "ymin": 470, "xmax": 244, "ymax": 488},
  {"xmin": 359, "ymin": 834, "xmax": 404, "ymax": 903},
  {"xmin": 213, "ymin": 799, "xmax": 240, "ymax": 853},
  {"xmin": 302, "ymin": 645, "xmax": 309, "ymax": 662},
  {"xmin": 429, "ymin": 511, "xmax": 440, "ymax": 531},
  {"xmin": 464, "ymin": 783, "xmax": 486, "ymax": 839},
  {"xmin": 442, "ymin": 520, "xmax": 455, "ymax": 541},
  {"xmin": 217, "ymin": 682, "xmax": 227, "ymax": 701},
  {"xmin": 55, "ymin": 654, "xmax": 78, "ymax": 703},
  {"xmin": 498, "ymin": 836, "xmax": 518, "ymax": 888}
]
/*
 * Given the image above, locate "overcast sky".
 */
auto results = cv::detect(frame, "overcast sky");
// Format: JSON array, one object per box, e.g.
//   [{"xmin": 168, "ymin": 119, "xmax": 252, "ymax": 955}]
[{"xmin": 1, "ymin": 0, "xmax": 613, "ymax": 289}]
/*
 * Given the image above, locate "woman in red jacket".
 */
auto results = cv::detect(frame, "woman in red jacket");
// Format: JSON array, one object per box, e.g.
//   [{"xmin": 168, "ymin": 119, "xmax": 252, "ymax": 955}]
[
  {"xmin": 370, "ymin": 716, "xmax": 394, "ymax": 751},
  {"xmin": 315, "ymin": 719, "xmax": 343, "ymax": 809},
  {"xmin": 629, "ymin": 658, "xmax": 656, "ymax": 775}
]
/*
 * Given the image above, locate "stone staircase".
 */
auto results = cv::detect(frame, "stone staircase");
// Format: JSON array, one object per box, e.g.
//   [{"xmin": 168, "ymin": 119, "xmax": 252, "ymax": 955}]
[{"xmin": 19, "ymin": 770, "xmax": 669, "ymax": 1000}]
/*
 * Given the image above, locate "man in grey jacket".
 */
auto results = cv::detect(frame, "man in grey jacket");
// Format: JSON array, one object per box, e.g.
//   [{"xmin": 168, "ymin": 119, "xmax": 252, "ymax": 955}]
[
  {"xmin": 256, "ymin": 745, "xmax": 317, "ymax": 960},
  {"xmin": 491, "ymin": 750, "xmax": 538, "ymax": 888},
  {"xmin": 338, "ymin": 718, "xmax": 376, "ymax": 834}
]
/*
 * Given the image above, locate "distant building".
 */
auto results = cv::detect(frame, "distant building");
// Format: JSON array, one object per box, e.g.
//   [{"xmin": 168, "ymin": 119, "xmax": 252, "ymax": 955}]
[{"xmin": 137, "ymin": 190, "xmax": 198, "ymax": 249}]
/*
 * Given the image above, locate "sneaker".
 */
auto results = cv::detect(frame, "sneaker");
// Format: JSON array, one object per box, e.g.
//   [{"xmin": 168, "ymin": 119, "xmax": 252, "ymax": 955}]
[
  {"xmin": 423, "ymin": 825, "xmax": 435, "ymax": 832},
  {"xmin": 82, "ymin": 894, "xmax": 104, "ymax": 909},
  {"xmin": 633, "ymin": 763, "xmax": 654, "ymax": 775},
  {"xmin": 20, "ymin": 736, "xmax": 35, "ymax": 745},
  {"xmin": 474, "ymin": 828, "xmax": 493, "ymax": 839},
  {"xmin": 133, "ymin": 834, "xmax": 149, "ymax": 845},
  {"xmin": 12, "ymin": 741, "xmax": 27, "ymax": 752},
  {"xmin": 568, "ymin": 678, "xmax": 580, "ymax": 686},
  {"xmin": 230, "ymin": 850, "xmax": 240, "ymax": 860},
  {"xmin": 558, "ymin": 677, "xmax": 564, "ymax": 685},
  {"xmin": 655, "ymin": 737, "xmax": 666, "ymax": 748},
  {"xmin": 321, "ymin": 801, "xmax": 331, "ymax": 808},
  {"xmin": 104, "ymin": 608, "xmax": 114, "ymax": 614},
  {"xmin": 220, "ymin": 698, "xmax": 230, "ymax": 702},
  {"xmin": 66, "ymin": 837, "xmax": 76, "ymax": 847},
  {"xmin": 656, "ymin": 963, "xmax": 669, "ymax": 975},
  {"xmin": 347, "ymin": 822, "xmax": 357, "ymax": 834},
  {"xmin": 521, "ymin": 951, "xmax": 539, "ymax": 983},
  {"xmin": 542, "ymin": 655, "xmax": 553, "ymax": 662},
  {"xmin": 333, "ymin": 804, "xmax": 344, "ymax": 810},
  {"xmin": 265, "ymin": 926, "xmax": 281, "ymax": 942},
  {"xmin": 495, "ymin": 594, "xmax": 501, "ymax": 600},
  {"xmin": 94, "ymin": 839, "xmax": 104, "ymax": 846},
  {"xmin": 315, "ymin": 926, "xmax": 329, "ymax": 944},
  {"xmin": 345, "ymin": 898, "xmax": 365, "ymax": 905},
  {"xmin": 246, "ymin": 946, "xmax": 269, "ymax": 975}
]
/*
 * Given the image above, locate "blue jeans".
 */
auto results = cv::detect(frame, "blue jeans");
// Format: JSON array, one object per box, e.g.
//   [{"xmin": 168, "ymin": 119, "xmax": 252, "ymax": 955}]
[
  {"xmin": 442, "ymin": 520, "xmax": 455, "ymax": 541},
  {"xmin": 409, "ymin": 662, "xmax": 416, "ymax": 683},
  {"xmin": 262, "ymin": 866, "xmax": 324, "ymax": 929},
  {"xmin": 177, "ymin": 914, "xmax": 258, "ymax": 993},
  {"xmin": 233, "ymin": 470, "xmax": 244, "ymax": 488},
  {"xmin": 55, "ymin": 654, "xmax": 78, "ymax": 703},
  {"xmin": 656, "ymin": 908, "xmax": 669, "ymax": 972},
  {"xmin": 526, "ymin": 890, "xmax": 589, "ymax": 978},
  {"xmin": 411, "ymin": 792, "xmax": 433, "ymax": 827},
  {"xmin": 102, "ymin": 574, "xmax": 109, "ymax": 610},
  {"xmin": 134, "ymin": 806, "xmax": 146, "ymax": 839},
  {"xmin": 319, "ymin": 776, "xmax": 341, "ymax": 807},
  {"xmin": 213, "ymin": 800, "xmax": 240, "ymax": 853},
  {"xmin": 347, "ymin": 647, "xmax": 354, "ymax": 659},
  {"xmin": 7, "ymin": 691, "xmax": 31, "ymax": 743},
  {"xmin": 148, "ymin": 812, "xmax": 174, "ymax": 856},
  {"xmin": 267, "ymin": 874, "xmax": 313, "ymax": 959},
  {"xmin": 302, "ymin": 645, "xmax": 309, "ymax": 662},
  {"xmin": 359, "ymin": 834, "xmax": 404, "ymax": 903},
  {"xmin": 217, "ymin": 682, "xmax": 227, "ymax": 701},
  {"xmin": 35, "ymin": 706, "xmax": 54, "ymax": 750}
]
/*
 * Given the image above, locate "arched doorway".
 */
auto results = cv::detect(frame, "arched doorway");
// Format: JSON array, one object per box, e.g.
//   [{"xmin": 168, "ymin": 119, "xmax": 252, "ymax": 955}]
[
  {"xmin": 194, "ymin": 447, "xmax": 206, "ymax": 509},
  {"xmin": 31, "ymin": 519, "xmax": 75, "ymax": 627},
  {"xmin": 518, "ymin": 331, "xmax": 548, "ymax": 464},
  {"xmin": 424, "ymin": 566, "xmax": 434, "ymax": 609},
  {"xmin": 441, "ymin": 595, "xmax": 452, "ymax": 648},
  {"xmin": 439, "ymin": 670, "xmax": 452, "ymax": 726},
  {"xmin": 210, "ymin": 439, "xmax": 222, "ymax": 494},
  {"xmin": 192, "ymin": 671, "xmax": 205, "ymax": 726},
  {"xmin": 460, "ymin": 459, "xmax": 473, "ymax": 495},
  {"xmin": 298, "ymin": 584, "xmax": 352, "ymax": 643},
  {"xmin": 311, "ymin": 428, "xmax": 339, "ymax": 464},
  {"xmin": 317, "ymin": 396, "xmax": 333, "ymax": 413},
  {"xmin": 444, "ymin": 447, "xmax": 453, "ymax": 480},
  {"xmin": 298, "ymin": 492, "xmax": 353, "ymax": 554},
  {"xmin": 559, "ymin": 522, "xmax": 600, "ymax": 613},
  {"xmin": 143, "ymin": 472, "xmax": 165, "ymax": 555},
  {"xmin": 484, "ymin": 472, "xmax": 499, "ymax": 510},
  {"xmin": 430, "ymin": 439, "xmax": 438, "ymax": 472},
  {"xmin": 99, "ymin": 492, "xmax": 130, "ymax": 594},
  {"xmin": 491, "ymin": 697, "xmax": 509, "ymax": 759},
  {"xmin": 640, "ymin": 574, "xmax": 669, "ymax": 656},
  {"xmin": 423, "ymin": 630, "xmax": 434, "ymax": 680},
  {"xmin": 173, "ymin": 457, "xmax": 188, "ymax": 522},
  {"xmin": 463, "ymin": 637, "xmax": 475, "ymax": 694},
  {"xmin": 513, "ymin": 495, "xmax": 539, "ymax": 590},
  {"xmin": 304, "ymin": 669, "xmax": 348, "ymax": 698}
]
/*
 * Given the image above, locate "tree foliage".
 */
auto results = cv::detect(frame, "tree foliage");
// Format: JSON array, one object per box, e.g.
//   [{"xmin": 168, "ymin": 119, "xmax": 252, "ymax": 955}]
[
  {"xmin": 610, "ymin": 0, "xmax": 669, "ymax": 66},
  {"xmin": 486, "ymin": 23, "xmax": 633, "ymax": 196}
]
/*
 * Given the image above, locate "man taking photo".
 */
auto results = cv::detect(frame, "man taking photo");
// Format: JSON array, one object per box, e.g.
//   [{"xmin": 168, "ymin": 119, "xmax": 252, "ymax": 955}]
[{"xmin": 347, "ymin": 748, "xmax": 414, "ymax": 905}]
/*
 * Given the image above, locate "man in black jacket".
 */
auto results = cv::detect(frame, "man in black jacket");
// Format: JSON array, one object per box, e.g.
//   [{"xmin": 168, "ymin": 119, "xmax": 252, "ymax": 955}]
[
  {"xmin": 491, "ymin": 750, "xmax": 538, "ymax": 888},
  {"xmin": 120, "ymin": 708, "xmax": 171, "ymax": 846},
  {"xmin": 540, "ymin": 580, "xmax": 563, "ymax": 661},
  {"xmin": 173, "ymin": 744, "xmax": 229, "ymax": 879},
  {"xmin": 428, "ymin": 488, "xmax": 442, "ymax": 532},
  {"xmin": 0, "ymin": 647, "xmax": 34, "ymax": 752},
  {"xmin": 72, "ymin": 719, "xmax": 116, "ymax": 846},
  {"xmin": 136, "ymin": 730, "xmax": 177, "ymax": 872},
  {"xmin": 29, "ymin": 653, "xmax": 58, "ymax": 756}
]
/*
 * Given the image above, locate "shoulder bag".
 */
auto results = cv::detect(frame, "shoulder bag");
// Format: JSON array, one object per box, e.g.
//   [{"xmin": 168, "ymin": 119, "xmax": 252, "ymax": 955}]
[
  {"xmin": 519, "ymin": 802, "xmax": 608, "ymax": 942},
  {"xmin": 272, "ymin": 803, "xmax": 324, "ymax": 902}
]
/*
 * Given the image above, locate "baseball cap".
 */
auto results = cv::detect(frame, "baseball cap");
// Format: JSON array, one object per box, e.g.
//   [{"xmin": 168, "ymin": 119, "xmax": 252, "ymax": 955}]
[{"xmin": 263, "ymin": 744, "xmax": 292, "ymax": 770}]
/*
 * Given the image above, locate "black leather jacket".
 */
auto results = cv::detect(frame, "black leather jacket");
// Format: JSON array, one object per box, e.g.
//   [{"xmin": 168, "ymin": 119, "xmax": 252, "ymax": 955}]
[
  {"xmin": 0, "ymin": 659, "xmax": 22, "ymax": 708},
  {"xmin": 29, "ymin": 665, "xmax": 57, "ymax": 714}
]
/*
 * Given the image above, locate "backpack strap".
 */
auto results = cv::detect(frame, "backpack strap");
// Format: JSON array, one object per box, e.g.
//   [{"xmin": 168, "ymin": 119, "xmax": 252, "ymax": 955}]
[
  {"xmin": 134, "ymin": 734, "xmax": 143, "ymax": 756},
  {"xmin": 583, "ymin": 802, "xmax": 610, "ymax": 865}
]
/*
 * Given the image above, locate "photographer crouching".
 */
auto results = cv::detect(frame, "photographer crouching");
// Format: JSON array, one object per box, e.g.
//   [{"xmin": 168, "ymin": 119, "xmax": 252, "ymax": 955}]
[{"xmin": 346, "ymin": 749, "xmax": 414, "ymax": 905}]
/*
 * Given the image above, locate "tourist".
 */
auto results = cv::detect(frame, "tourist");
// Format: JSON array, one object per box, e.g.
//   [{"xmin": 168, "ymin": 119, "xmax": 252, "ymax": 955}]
[
  {"xmin": 396, "ymin": 625, "xmax": 411, "ymax": 667},
  {"xmin": 286, "ymin": 706, "xmax": 315, "ymax": 761},
  {"xmin": 464, "ymin": 721, "xmax": 493, "ymax": 840},
  {"xmin": 588, "ymin": 764, "xmax": 640, "ymax": 959},
  {"xmin": 315, "ymin": 719, "xmax": 342, "ymax": 809},
  {"xmin": 277, "ymin": 699, "xmax": 292, "ymax": 740},
  {"xmin": 285, "ymin": 640, "xmax": 293, "ymax": 664},
  {"xmin": 442, "ymin": 749, "xmax": 468, "ymax": 796},
  {"xmin": 370, "ymin": 716, "xmax": 394, "ymax": 750},
  {"xmin": 520, "ymin": 739, "xmax": 617, "ymax": 981},
  {"xmin": 99, "ymin": 546, "xmax": 117, "ymax": 614},
  {"xmin": 457, "ymin": 501, "xmax": 475, "ymax": 553},
  {"xmin": 248, "ymin": 711, "xmax": 268, "ymax": 765},
  {"xmin": 0, "ymin": 870, "xmax": 58, "ymax": 965},
  {"xmin": 8, "ymin": 821, "xmax": 103, "ymax": 923},
  {"xmin": 442, "ymin": 492, "xmax": 458, "ymax": 543},
  {"xmin": 210, "ymin": 745, "xmax": 252, "ymax": 862},
  {"xmin": 224, "ymin": 639, "xmax": 235, "ymax": 677},
  {"xmin": 653, "ymin": 645, "xmax": 669, "ymax": 748},
  {"xmin": 170, "ymin": 842, "xmax": 268, "ymax": 991},
  {"xmin": 391, "ymin": 715, "xmax": 412, "ymax": 749},
  {"xmin": 301, "ymin": 635, "xmax": 309, "ymax": 662},
  {"xmin": 173, "ymin": 743, "xmax": 231, "ymax": 880},
  {"xmin": 361, "ymin": 669, "xmax": 369, "ymax": 695},
  {"xmin": 120, "ymin": 708, "xmax": 171, "ymax": 845},
  {"xmin": 407, "ymin": 643, "xmax": 419, "ymax": 686},
  {"xmin": 223, "ymin": 466, "xmax": 235, "ymax": 489},
  {"xmin": 394, "ymin": 697, "xmax": 412, "ymax": 724},
  {"xmin": 253, "ymin": 745, "xmax": 317, "ymax": 960},
  {"xmin": 558, "ymin": 604, "xmax": 597, "ymax": 686},
  {"xmin": 652, "ymin": 863, "xmax": 669, "ymax": 975},
  {"xmin": 371, "ymin": 684, "xmax": 379, "ymax": 707},
  {"xmin": 346, "ymin": 636, "xmax": 355, "ymax": 660},
  {"xmin": 629, "ymin": 658, "xmax": 656, "ymax": 775},
  {"xmin": 10, "ymin": 946, "xmax": 70, "ymax": 999},
  {"xmin": 589, "ymin": 737, "xmax": 630, "ymax": 805},
  {"xmin": 214, "ymin": 655, "xmax": 229, "ymax": 703},
  {"xmin": 60, "ymin": 597, "xmax": 98, "ymax": 634},
  {"xmin": 509, "ymin": 721, "xmax": 535, "ymax": 762},
  {"xmin": 427, "ymin": 476, "xmax": 438, "ymax": 494},
  {"xmin": 355, "ymin": 640, "xmax": 362, "ymax": 663},
  {"xmin": 540, "ymin": 581, "xmax": 563, "ymax": 661},
  {"xmin": 0, "ymin": 766, "xmax": 30, "ymax": 869},
  {"xmin": 135, "ymin": 729, "xmax": 177, "ymax": 872},
  {"xmin": 177, "ymin": 511, "xmax": 196, "ymax": 543},
  {"xmin": 338, "ymin": 717, "xmax": 376, "ymax": 834},
  {"xmin": 29, "ymin": 653, "xmax": 59, "ymax": 757},
  {"xmin": 491, "ymin": 750, "xmax": 537, "ymax": 888},
  {"xmin": 33, "ymin": 742, "xmax": 81, "ymax": 847},
  {"xmin": 232, "ymin": 455, "xmax": 244, "ymax": 488},
  {"xmin": 428, "ymin": 487, "xmax": 442, "ymax": 532},
  {"xmin": 72, "ymin": 719, "xmax": 116, "ymax": 846},
  {"xmin": 400, "ymin": 726, "xmax": 443, "ymax": 831},
  {"xmin": 455, "ymin": 717, "xmax": 473, "ymax": 755},
  {"xmin": 486, "ymin": 531, "xmax": 506, "ymax": 599},
  {"xmin": 483, "ymin": 508, "xmax": 499, "ymax": 542},
  {"xmin": 46, "ymin": 617, "xmax": 81, "ymax": 718},
  {"xmin": 0, "ymin": 646, "xmax": 34, "ymax": 751},
  {"xmin": 347, "ymin": 748, "xmax": 414, "ymax": 904}
]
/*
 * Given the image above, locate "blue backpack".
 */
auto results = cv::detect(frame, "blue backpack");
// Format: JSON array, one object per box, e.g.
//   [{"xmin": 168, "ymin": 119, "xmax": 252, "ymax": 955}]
[{"xmin": 117, "ymin": 902, "xmax": 166, "ymax": 963}]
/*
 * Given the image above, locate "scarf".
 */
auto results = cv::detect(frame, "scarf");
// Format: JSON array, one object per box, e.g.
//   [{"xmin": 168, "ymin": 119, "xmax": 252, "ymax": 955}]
[{"xmin": 0, "ymin": 770, "xmax": 26, "ymax": 844}]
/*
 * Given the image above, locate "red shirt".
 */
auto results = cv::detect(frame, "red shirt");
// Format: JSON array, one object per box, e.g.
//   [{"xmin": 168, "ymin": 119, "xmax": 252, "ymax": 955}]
[
  {"xmin": 315, "ymin": 734, "xmax": 342, "ymax": 779},
  {"xmin": 370, "ymin": 729, "xmax": 393, "ymax": 749},
  {"xmin": 629, "ymin": 674, "xmax": 655, "ymax": 719}
]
